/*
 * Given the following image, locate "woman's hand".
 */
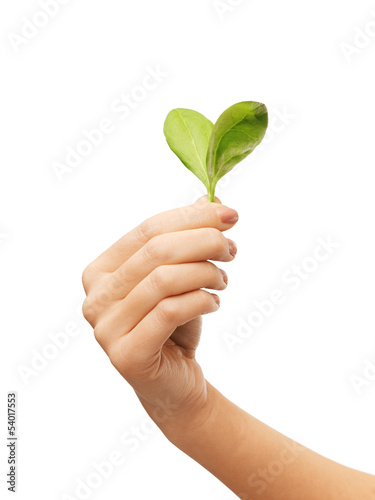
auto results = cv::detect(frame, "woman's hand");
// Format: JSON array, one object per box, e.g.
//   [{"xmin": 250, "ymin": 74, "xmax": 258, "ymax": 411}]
[
  {"xmin": 82, "ymin": 196, "xmax": 238, "ymax": 429},
  {"xmin": 81, "ymin": 196, "xmax": 375, "ymax": 500}
]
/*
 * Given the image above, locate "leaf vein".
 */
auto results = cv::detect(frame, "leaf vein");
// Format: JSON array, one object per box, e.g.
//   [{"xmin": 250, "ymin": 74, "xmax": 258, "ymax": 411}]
[{"xmin": 175, "ymin": 110, "xmax": 209, "ymax": 186}]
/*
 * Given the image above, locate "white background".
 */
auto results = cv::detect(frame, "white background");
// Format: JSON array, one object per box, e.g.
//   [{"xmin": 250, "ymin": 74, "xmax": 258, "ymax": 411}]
[{"xmin": 1, "ymin": 0, "xmax": 375, "ymax": 499}]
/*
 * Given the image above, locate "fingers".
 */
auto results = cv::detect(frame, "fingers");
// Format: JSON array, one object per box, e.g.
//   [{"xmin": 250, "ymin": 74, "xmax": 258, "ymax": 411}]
[
  {"xmin": 93, "ymin": 262, "xmax": 227, "ymax": 342},
  {"xmin": 106, "ymin": 228, "xmax": 237, "ymax": 301},
  {"xmin": 111, "ymin": 289, "xmax": 220, "ymax": 364},
  {"xmin": 90, "ymin": 197, "xmax": 238, "ymax": 274}
]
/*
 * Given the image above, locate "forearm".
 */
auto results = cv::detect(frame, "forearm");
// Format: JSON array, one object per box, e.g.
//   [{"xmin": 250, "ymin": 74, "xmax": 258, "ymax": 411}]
[
  {"xmin": 82, "ymin": 197, "xmax": 375, "ymax": 498},
  {"xmin": 155, "ymin": 382, "xmax": 375, "ymax": 499}
]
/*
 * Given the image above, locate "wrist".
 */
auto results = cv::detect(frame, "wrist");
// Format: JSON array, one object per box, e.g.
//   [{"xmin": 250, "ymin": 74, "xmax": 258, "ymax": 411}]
[
  {"xmin": 157, "ymin": 381, "xmax": 221, "ymax": 445},
  {"xmin": 137, "ymin": 380, "xmax": 220, "ymax": 444}
]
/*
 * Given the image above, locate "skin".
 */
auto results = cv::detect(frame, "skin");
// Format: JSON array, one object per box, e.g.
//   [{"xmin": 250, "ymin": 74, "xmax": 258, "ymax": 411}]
[{"xmin": 82, "ymin": 196, "xmax": 375, "ymax": 499}]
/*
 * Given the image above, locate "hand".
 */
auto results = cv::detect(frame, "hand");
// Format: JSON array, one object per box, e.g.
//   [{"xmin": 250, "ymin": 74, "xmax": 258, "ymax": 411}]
[
  {"xmin": 81, "ymin": 197, "xmax": 375, "ymax": 500},
  {"xmin": 82, "ymin": 196, "xmax": 238, "ymax": 428}
]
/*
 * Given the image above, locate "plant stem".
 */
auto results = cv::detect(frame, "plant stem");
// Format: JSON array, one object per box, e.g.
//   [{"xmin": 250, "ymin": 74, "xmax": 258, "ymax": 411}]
[{"xmin": 208, "ymin": 184, "xmax": 216, "ymax": 202}]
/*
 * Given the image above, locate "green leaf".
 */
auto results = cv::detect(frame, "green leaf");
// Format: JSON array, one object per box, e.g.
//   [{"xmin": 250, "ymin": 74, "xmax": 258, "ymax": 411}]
[
  {"xmin": 163, "ymin": 108, "xmax": 214, "ymax": 190},
  {"xmin": 206, "ymin": 101, "xmax": 268, "ymax": 200}
]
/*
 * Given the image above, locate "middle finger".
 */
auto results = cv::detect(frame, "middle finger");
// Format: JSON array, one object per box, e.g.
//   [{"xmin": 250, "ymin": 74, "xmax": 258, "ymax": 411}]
[{"xmin": 104, "ymin": 227, "xmax": 237, "ymax": 301}]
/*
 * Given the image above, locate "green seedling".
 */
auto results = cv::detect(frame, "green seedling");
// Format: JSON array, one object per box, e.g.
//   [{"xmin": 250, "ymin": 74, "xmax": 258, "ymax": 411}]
[{"xmin": 164, "ymin": 101, "xmax": 268, "ymax": 201}]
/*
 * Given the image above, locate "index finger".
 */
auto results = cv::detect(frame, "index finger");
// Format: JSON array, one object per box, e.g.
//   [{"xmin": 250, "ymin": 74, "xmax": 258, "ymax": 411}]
[{"xmin": 93, "ymin": 196, "xmax": 239, "ymax": 273}]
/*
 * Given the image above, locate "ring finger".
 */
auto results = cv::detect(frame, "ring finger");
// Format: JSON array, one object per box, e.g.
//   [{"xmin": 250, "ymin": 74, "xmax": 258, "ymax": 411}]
[
  {"xmin": 104, "ymin": 227, "xmax": 236, "ymax": 301},
  {"xmin": 94, "ymin": 261, "xmax": 228, "ymax": 345}
]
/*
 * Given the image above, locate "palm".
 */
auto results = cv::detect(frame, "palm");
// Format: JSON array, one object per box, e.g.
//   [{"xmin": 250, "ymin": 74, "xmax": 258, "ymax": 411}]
[
  {"xmin": 138, "ymin": 316, "xmax": 207, "ymax": 417},
  {"xmin": 169, "ymin": 316, "xmax": 202, "ymax": 356}
]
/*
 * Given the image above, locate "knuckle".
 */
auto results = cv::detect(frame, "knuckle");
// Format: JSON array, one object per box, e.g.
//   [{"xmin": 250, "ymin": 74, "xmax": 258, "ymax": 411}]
[
  {"xmin": 193, "ymin": 201, "xmax": 213, "ymax": 223},
  {"xmin": 212, "ymin": 266, "xmax": 226, "ymax": 289},
  {"xmin": 205, "ymin": 261, "xmax": 218, "ymax": 274},
  {"xmin": 82, "ymin": 290, "xmax": 109, "ymax": 324},
  {"xmin": 149, "ymin": 266, "xmax": 172, "ymax": 293},
  {"xmin": 143, "ymin": 238, "xmax": 159, "ymax": 262},
  {"xmin": 157, "ymin": 299, "xmax": 179, "ymax": 324},
  {"xmin": 193, "ymin": 203, "xmax": 209, "ymax": 227},
  {"xmin": 82, "ymin": 297, "xmax": 96, "ymax": 323},
  {"xmin": 187, "ymin": 204, "xmax": 204, "ymax": 226},
  {"xmin": 82, "ymin": 264, "xmax": 94, "ymax": 290},
  {"xmin": 206, "ymin": 228, "xmax": 225, "ymax": 253},
  {"xmin": 138, "ymin": 218, "xmax": 154, "ymax": 242},
  {"xmin": 198, "ymin": 290, "xmax": 213, "ymax": 307},
  {"xmin": 82, "ymin": 261, "xmax": 102, "ymax": 292},
  {"xmin": 143, "ymin": 236, "xmax": 167, "ymax": 263},
  {"xmin": 93, "ymin": 323, "xmax": 106, "ymax": 344},
  {"xmin": 93, "ymin": 321, "xmax": 112, "ymax": 348},
  {"xmin": 108, "ymin": 343, "xmax": 145, "ymax": 379},
  {"xmin": 198, "ymin": 290, "xmax": 217, "ymax": 312},
  {"xmin": 202, "ymin": 261, "xmax": 222, "ymax": 284}
]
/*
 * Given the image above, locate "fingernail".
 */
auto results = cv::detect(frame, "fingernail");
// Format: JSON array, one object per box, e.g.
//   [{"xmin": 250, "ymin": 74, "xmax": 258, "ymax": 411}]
[
  {"xmin": 220, "ymin": 269, "xmax": 228, "ymax": 285},
  {"xmin": 212, "ymin": 293, "xmax": 220, "ymax": 306},
  {"xmin": 227, "ymin": 239, "xmax": 237, "ymax": 257},
  {"xmin": 217, "ymin": 207, "xmax": 239, "ymax": 224}
]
